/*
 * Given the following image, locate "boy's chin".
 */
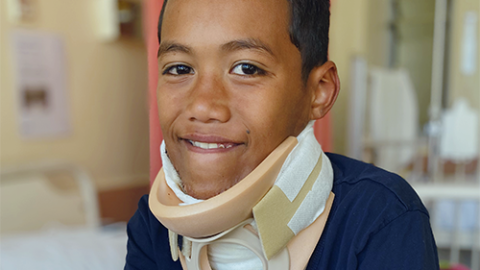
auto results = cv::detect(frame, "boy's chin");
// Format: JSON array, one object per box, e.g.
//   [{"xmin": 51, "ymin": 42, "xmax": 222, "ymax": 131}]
[{"xmin": 180, "ymin": 171, "xmax": 245, "ymax": 200}]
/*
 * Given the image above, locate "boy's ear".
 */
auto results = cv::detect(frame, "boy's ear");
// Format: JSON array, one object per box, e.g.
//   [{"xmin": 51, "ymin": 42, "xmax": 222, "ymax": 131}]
[{"xmin": 307, "ymin": 61, "xmax": 340, "ymax": 120}]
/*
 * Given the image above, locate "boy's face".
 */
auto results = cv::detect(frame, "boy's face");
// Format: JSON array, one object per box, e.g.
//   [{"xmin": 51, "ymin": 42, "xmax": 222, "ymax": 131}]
[{"xmin": 157, "ymin": 0, "xmax": 315, "ymax": 199}]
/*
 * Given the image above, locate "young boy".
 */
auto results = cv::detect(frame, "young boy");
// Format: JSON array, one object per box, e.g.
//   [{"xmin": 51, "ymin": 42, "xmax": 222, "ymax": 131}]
[{"xmin": 125, "ymin": 0, "xmax": 439, "ymax": 269}]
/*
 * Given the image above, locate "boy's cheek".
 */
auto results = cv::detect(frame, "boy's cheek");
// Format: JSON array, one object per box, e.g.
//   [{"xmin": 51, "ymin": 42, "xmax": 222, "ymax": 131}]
[{"xmin": 157, "ymin": 88, "xmax": 185, "ymax": 116}]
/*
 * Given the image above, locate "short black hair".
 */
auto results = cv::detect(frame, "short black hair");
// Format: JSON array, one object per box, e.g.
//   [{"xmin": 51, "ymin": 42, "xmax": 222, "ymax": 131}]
[{"xmin": 157, "ymin": 0, "xmax": 330, "ymax": 80}]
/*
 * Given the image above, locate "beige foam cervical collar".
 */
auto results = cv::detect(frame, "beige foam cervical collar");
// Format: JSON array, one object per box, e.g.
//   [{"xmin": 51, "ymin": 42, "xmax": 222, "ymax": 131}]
[
  {"xmin": 149, "ymin": 137, "xmax": 296, "ymax": 237},
  {"xmin": 149, "ymin": 136, "xmax": 335, "ymax": 269}
]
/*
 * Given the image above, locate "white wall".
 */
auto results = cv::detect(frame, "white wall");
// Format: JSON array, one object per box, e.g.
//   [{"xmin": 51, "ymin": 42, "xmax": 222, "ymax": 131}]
[
  {"xmin": 447, "ymin": 0, "xmax": 480, "ymax": 109},
  {"xmin": 0, "ymin": 0, "xmax": 150, "ymax": 190},
  {"xmin": 329, "ymin": 0, "xmax": 370, "ymax": 154}
]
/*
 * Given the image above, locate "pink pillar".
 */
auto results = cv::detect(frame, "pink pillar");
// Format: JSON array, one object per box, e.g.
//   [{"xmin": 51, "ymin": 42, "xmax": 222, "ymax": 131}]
[
  {"xmin": 314, "ymin": 112, "xmax": 333, "ymax": 153},
  {"xmin": 144, "ymin": 0, "xmax": 164, "ymax": 185}
]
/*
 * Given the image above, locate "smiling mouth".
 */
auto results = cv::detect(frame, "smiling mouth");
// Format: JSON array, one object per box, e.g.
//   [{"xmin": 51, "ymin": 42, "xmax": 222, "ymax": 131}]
[{"xmin": 187, "ymin": 140, "xmax": 236, "ymax": 149}]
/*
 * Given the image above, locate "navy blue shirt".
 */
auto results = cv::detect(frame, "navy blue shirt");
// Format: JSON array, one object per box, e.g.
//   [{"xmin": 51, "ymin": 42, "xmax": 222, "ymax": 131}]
[{"xmin": 125, "ymin": 154, "xmax": 439, "ymax": 269}]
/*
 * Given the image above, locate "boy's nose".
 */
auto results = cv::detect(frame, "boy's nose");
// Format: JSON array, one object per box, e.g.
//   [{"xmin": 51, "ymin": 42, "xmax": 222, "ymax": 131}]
[{"xmin": 186, "ymin": 75, "xmax": 231, "ymax": 124}]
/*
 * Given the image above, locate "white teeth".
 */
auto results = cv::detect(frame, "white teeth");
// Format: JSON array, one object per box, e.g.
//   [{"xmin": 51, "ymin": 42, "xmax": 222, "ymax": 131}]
[
  {"xmin": 189, "ymin": 140, "xmax": 231, "ymax": 149},
  {"xmin": 207, "ymin": 143, "xmax": 217, "ymax": 149}
]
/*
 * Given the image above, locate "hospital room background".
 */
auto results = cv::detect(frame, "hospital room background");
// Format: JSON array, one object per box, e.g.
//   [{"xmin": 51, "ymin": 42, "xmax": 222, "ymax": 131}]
[{"xmin": 0, "ymin": 0, "xmax": 479, "ymax": 269}]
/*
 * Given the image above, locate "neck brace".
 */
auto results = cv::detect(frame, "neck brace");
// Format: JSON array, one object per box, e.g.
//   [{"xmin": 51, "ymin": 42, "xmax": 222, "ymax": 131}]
[{"xmin": 149, "ymin": 121, "xmax": 334, "ymax": 269}]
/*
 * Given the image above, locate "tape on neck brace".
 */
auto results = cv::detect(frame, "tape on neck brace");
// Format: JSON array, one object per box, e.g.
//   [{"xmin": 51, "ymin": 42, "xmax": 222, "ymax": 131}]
[{"xmin": 149, "ymin": 121, "xmax": 334, "ymax": 263}]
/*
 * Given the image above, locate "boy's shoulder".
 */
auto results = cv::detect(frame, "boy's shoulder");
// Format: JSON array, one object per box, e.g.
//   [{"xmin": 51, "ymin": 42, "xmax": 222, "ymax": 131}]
[
  {"xmin": 309, "ymin": 154, "xmax": 438, "ymax": 269},
  {"xmin": 326, "ymin": 152, "xmax": 427, "ymax": 216}
]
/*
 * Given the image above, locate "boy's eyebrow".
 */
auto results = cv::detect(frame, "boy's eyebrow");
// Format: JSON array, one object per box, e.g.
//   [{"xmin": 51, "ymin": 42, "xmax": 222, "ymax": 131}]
[
  {"xmin": 157, "ymin": 39, "xmax": 274, "ymax": 58},
  {"xmin": 221, "ymin": 38, "xmax": 274, "ymax": 56},
  {"xmin": 157, "ymin": 42, "xmax": 192, "ymax": 57}
]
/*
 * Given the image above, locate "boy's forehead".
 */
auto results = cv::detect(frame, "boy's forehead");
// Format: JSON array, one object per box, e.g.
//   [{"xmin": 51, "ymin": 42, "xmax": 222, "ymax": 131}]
[
  {"xmin": 161, "ymin": 0, "xmax": 292, "ymax": 48},
  {"xmin": 163, "ymin": 0, "xmax": 289, "ymax": 19}
]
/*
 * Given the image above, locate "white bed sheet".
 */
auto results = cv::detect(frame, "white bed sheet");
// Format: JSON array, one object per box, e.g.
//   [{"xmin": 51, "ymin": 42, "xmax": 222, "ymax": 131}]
[{"xmin": 0, "ymin": 223, "xmax": 127, "ymax": 270}]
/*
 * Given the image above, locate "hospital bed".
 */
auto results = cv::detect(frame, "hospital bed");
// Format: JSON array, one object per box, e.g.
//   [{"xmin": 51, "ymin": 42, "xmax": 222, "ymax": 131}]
[
  {"xmin": 347, "ymin": 44, "xmax": 480, "ymax": 268},
  {"xmin": 0, "ymin": 162, "xmax": 128, "ymax": 270}
]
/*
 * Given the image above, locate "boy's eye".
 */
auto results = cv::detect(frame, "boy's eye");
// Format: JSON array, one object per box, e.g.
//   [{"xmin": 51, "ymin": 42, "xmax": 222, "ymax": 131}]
[
  {"xmin": 231, "ymin": 63, "xmax": 265, "ymax": 76},
  {"xmin": 163, "ymin": 65, "xmax": 194, "ymax": 75}
]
